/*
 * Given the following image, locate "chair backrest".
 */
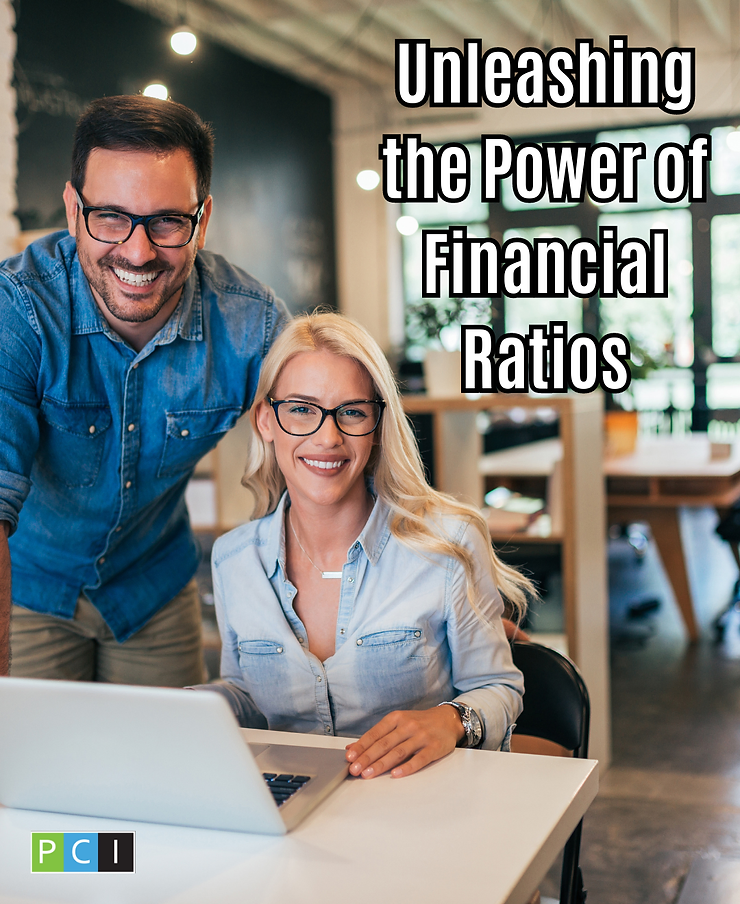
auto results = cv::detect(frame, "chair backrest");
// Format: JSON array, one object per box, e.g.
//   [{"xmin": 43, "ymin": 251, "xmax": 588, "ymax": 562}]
[{"xmin": 511, "ymin": 641, "xmax": 590, "ymax": 759}]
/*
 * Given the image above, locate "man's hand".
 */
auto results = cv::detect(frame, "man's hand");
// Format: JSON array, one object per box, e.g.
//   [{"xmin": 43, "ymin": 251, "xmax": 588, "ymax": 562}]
[
  {"xmin": 345, "ymin": 705, "xmax": 465, "ymax": 779},
  {"xmin": 0, "ymin": 521, "xmax": 10, "ymax": 676}
]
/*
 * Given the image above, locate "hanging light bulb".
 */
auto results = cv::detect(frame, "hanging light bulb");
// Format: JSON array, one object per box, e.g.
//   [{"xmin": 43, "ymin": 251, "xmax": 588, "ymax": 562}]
[
  {"xmin": 171, "ymin": 27, "xmax": 197, "ymax": 56},
  {"xmin": 143, "ymin": 83, "xmax": 169, "ymax": 100},
  {"xmin": 396, "ymin": 216, "xmax": 419, "ymax": 236},
  {"xmin": 356, "ymin": 170, "xmax": 380, "ymax": 191}
]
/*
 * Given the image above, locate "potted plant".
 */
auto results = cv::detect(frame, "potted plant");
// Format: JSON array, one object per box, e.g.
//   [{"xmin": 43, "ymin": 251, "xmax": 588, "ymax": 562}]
[
  {"xmin": 405, "ymin": 298, "xmax": 491, "ymax": 397},
  {"xmin": 604, "ymin": 335, "xmax": 667, "ymax": 455}
]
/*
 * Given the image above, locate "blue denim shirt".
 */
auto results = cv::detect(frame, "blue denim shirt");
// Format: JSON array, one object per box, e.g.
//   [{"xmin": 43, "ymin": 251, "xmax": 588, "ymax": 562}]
[
  {"xmin": 211, "ymin": 493, "xmax": 524, "ymax": 749},
  {"xmin": 0, "ymin": 232, "xmax": 288, "ymax": 640}
]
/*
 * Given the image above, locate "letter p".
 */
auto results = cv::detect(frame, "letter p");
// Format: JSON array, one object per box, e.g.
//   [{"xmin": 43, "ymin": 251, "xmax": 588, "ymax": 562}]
[
  {"xmin": 32, "ymin": 833, "xmax": 64, "ymax": 872},
  {"xmin": 39, "ymin": 839, "xmax": 55, "ymax": 863}
]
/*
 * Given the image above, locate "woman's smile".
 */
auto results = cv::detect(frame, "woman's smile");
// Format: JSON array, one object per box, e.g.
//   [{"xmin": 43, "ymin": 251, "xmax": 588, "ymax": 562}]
[{"xmin": 256, "ymin": 349, "xmax": 377, "ymax": 513}]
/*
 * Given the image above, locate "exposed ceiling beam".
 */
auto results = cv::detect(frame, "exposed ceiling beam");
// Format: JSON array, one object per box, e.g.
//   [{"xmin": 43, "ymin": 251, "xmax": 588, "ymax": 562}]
[
  {"xmin": 210, "ymin": 0, "xmax": 395, "ymax": 76},
  {"xmin": 694, "ymin": 0, "xmax": 732, "ymax": 43},
  {"xmin": 416, "ymin": 0, "xmax": 530, "ymax": 49},
  {"xmin": 623, "ymin": 0, "xmax": 671, "ymax": 44},
  {"xmin": 119, "ymin": 0, "xmax": 393, "ymax": 91},
  {"xmin": 558, "ymin": 0, "xmax": 614, "ymax": 45},
  {"xmin": 363, "ymin": 3, "xmax": 468, "ymax": 47}
]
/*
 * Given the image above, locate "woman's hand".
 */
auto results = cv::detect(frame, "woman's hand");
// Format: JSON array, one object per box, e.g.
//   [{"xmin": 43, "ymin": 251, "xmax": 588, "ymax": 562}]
[{"xmin": 345, "ymin": 705, "xmax": 466, "ymax": 779}]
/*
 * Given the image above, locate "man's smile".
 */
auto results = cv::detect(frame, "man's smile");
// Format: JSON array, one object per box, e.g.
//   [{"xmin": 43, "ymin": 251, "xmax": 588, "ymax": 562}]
[{"xmin": 112, "ymin": 267, "xmax": 160, "ymax": 287}]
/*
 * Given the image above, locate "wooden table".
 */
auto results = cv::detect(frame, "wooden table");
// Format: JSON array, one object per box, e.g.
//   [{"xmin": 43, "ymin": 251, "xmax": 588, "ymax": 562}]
[
  {"xmin": 0, "ymin": 728, "xmax": 598, "ymax": 904},
  {"xmin": 480, "ymin": 434, "xmax": 740, "ymax": 643},
  {"xmin": 606, "ymin": 435, "xmax": 740, "ymax": 642}
]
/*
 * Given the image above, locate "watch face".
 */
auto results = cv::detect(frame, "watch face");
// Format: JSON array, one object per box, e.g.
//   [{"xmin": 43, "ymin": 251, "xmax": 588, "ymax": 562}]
[{"xmin": 468, "ymin": 709, "xmax": 483, "ymax": 746}]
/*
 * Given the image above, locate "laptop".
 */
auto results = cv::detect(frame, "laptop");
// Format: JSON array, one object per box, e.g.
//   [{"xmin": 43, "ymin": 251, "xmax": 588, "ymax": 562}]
[{"xmin": 0, "ymin": 677, "xmax": 349, "ymax": 835}]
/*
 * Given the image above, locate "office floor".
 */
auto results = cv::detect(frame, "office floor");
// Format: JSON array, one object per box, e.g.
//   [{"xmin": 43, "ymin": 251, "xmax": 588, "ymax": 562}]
[
  {"xmin": 195, "ymin": 508, "xmax": 740, "ymax": 904},
  {"xmin": 540, "ymin": 507, "xmax": 740, "ymax": 904}
]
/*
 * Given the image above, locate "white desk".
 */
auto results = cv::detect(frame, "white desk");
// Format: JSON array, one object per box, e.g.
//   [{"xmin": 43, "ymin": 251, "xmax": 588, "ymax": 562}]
[{"xmin": 0, "ymin": 728, "xmax": 598, "ymax": 904}]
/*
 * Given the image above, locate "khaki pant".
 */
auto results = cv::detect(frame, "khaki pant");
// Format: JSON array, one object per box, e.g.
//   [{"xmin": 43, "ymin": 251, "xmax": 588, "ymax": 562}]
[{"xmin": 9, "ymin": 578, "xmax": 206, "ymax": 686}]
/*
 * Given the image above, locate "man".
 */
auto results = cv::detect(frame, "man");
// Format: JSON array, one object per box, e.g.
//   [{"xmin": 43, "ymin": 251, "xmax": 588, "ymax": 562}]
[{"xmin": 0, "ymin": 95, "xmax": 288, "ymax": 682}]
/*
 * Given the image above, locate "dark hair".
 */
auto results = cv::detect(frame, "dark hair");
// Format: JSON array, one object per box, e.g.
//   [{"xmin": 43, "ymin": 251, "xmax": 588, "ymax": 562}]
[{"xmin": 71, "ymin": 95, "xmax": 214, "ymax": 202}]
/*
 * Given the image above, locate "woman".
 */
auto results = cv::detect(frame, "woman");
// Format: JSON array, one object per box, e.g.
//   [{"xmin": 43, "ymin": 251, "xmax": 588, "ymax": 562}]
[{"xmin": 211, "ymin": 312, "xmax": 532, "ymax": 779}]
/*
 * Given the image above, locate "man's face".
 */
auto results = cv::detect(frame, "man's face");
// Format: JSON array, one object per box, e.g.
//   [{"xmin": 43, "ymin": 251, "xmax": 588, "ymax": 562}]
[{"xmin": 63, "ymin": 147, "xmax": 212, "ymax": 326}]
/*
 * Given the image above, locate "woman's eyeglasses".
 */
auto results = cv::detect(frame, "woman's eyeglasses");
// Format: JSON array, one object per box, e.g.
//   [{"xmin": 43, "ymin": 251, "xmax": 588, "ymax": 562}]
[{"xmin": 269, "ymin": 399, "xmax": 385, "ymax": 437}]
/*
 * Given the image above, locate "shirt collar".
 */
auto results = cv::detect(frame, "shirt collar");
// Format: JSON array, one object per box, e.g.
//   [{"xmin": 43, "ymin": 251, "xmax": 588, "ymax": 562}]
[
  {"xmin": 69, "ymin": 243, "xmax": 203, "ymax": 343},
  {"xmin": 261, "ymin": 493, "xmax": 290, "ymax": 580},
  {"xmin": 261, "ymin": 491, "xmax": 392, "ymax": 579},
  {"xmin": 354, "ymin": 494, "xmax": 392, "ymax": 565}
]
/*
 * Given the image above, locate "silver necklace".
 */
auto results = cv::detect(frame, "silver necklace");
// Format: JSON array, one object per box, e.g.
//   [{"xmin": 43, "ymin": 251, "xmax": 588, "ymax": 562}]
[{"xmin": 289, "ymin": 513, "xmax": 343, "ymax": 579}]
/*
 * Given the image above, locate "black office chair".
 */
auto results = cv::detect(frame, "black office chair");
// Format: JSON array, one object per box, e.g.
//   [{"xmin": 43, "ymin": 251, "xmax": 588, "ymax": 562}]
[{"xmin": 511, "ymin": 641, "xmax": 591, "ymax": 904}]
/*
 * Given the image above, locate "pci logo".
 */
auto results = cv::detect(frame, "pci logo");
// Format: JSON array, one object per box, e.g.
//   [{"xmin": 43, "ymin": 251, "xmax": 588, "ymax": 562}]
[{"xmin": 31, "ymin": 832, "xmax": 135, "ymax": 872}]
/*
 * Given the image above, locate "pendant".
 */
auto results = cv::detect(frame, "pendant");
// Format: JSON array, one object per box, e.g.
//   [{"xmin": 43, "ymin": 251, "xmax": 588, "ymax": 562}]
[{"xmin": 321, "ymin": 571, "xmax": 343, "ymax": 579}]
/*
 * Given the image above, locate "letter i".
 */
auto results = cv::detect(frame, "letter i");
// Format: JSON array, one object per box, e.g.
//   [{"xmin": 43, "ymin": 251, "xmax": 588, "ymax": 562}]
[
  {"xmin": 600, "ymin": 227, "xmax": 617, "ymax": 296},
  {"xmin": 551, "ymin": 323, "xmax": 566, "ymax": 390},
  {"xmin": 113, "ymin": 839, "xmax": 118, "ymax": 865},
  {"xmin": 611, "ymin": 38, "xmax": 624, "ymax": 104},
  {"xmin": 451, "ymin": 228, "xmax": 466, "ymax": 295}
]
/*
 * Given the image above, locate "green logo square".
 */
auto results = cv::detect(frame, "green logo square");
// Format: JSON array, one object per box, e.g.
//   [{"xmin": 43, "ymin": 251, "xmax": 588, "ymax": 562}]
[{"xmin": 31, "ymin": 833, "xmax": 65, "ymax": 872}]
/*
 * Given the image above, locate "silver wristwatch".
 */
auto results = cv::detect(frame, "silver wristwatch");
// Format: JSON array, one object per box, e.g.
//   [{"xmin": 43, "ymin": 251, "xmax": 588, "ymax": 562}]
[{"xmin": 438, "ymin": 701, "xmax": 484, "ymax": 748}]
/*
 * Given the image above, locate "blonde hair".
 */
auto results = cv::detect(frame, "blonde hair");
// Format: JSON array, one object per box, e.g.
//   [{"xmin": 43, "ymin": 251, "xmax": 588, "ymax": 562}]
[{"xmin": 243, "ymin": 312, "xmax": 531, "ymax": 619}]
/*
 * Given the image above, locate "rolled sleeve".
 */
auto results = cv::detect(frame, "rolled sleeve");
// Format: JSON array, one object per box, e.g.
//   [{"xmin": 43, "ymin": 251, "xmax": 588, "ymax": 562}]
[
  {"xmin": 188, "ymin": 682, "xmax": 268, "ymax": 729},
  {"xmin": 446, "ymin": 521, "xmax": 525, "ymax": 750},
  {"xmin": 0, "ymin": 470, "xmax": 32, "ymax": 535},
  {"xmin": 0, "ymin": 279, "xmax": 42, "ymax": 532}
]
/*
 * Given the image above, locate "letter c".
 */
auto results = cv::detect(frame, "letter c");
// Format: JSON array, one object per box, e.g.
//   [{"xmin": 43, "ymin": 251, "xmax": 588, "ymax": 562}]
[{"xmin": 72, "ymin": 838, "xmax": 91, "ymax": 864}]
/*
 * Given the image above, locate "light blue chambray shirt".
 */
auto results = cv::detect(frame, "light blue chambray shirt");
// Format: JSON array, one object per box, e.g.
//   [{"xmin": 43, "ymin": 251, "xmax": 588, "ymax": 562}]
[
  {"xmin": 211, "ymin": 493, "xmax": 524, "ymax": 749},
  {"xmin": 0, "ymin": 232, "xmax": 288, "ymax": 640}
]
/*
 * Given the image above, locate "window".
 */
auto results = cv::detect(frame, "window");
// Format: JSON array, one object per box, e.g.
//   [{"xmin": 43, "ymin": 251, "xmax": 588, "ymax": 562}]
[
  {"xmin": 397, "ymin": 119, "xmax": 740, "ymax": 429},
  {"xmin": 401, "ymin": 143, "xmax": 491, "ymax": 360}
]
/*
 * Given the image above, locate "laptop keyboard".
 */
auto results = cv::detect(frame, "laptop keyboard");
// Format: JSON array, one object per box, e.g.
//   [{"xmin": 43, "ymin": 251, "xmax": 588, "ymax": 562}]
[{"xmin": 262, "ymin": 773, "xmax": 312, "ymax": 807}]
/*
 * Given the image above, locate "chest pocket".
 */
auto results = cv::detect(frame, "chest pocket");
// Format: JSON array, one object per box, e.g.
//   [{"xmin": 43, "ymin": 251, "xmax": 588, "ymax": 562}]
[
  {"xmin": 353, "ymin": 627, "xmax": 429, "ymax": 709},
  {"xmin": 157, "ymin": 407, "xmax": 242, "ymax": 479},
  {"xmin": 37, "ymin": 398, "xmax": 112, "ymax": 488},
  {"xmin": 237, "ymin": 639, "xmax": 291, "ymax": 690}
]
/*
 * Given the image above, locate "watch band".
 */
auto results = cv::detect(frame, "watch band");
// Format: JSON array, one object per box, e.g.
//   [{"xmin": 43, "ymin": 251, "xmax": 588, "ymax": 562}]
[{"xmin": 438, "ymin": 701, "xmax": 484, "ymax": 748}]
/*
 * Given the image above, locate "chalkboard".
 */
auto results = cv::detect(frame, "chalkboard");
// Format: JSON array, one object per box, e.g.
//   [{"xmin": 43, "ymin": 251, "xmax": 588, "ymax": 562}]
[{"xmin": 14, "ymin": 0, "xmax": 336, "ymax": 312}]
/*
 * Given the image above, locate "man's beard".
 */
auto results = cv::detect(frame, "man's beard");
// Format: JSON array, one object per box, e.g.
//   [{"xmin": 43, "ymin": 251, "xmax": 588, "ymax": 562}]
[{"xmin": 76, "ymin": 226, "xmax": 197, "ymax": 324}]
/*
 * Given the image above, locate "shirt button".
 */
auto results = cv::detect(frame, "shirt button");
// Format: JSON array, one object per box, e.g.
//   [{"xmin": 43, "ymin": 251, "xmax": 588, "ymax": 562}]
[
  {"xmin": 127, "ymin": 423, "xmax": 135, "ymax": 432},
  {"xmin": 115, "ymin": 526, "xmax": 122, "ymax": 532},
  {"xmin": 132, "ymin": 363, "xmax": 139, "ymax": 369},
  {"xmin": 347, "ymin": 577, "xmax": 354, "ymax": 583},
  {"xmin": 276, "ymin": 647, "xmax": 283, "ymax": 654},
  {"xmin": 414, "ymin": 631, "xmax": 421, "ymax": 637},
  {"xmin": 299, "ymin": 637, "xmax": 305, "ymax": 644},
  {"xmin": 88, "ymin": 425, "xmax": 96, "ymax": 435},
  {"xmin": 98, "ymin": 556, "xmax": 105, "ymax": 564},
  {"xmin": 339, "ymin": 628, "xmax": 345, "ymax": 635},
  {"xmin": 325, "ymin": 726, "xmax": 332, "ymax": 734},
  {"xmin": 180, "ymin": 429, "xmax": 190, "ymax": 437},
  {"xmin": 125, "ymin": 480, "xmax": 132, "ymax": 489},
  {"xmin": 353, "ymin": 542, "xmax": 359, "ymax": 549},
  {"xmin": 356, "ymin": 638, "xmax": 363, "ymax": 646},
  {"xmin": 317, "ymin": 676, "xmax": 322, "ymax": 683}
]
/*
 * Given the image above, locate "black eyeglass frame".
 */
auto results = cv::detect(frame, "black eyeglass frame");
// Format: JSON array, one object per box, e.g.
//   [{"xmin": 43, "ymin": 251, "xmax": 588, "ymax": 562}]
[
  {"xmin": 269, "ymin": 398, "xmax": 386, "ymax": 437},
  {"xmin": 75, "ymin": 189, "xmax": 206, "ymax": 248}
]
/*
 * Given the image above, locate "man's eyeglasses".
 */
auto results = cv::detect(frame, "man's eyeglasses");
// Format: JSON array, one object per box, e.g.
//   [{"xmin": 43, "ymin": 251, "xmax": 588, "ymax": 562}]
[
  {"xmin": 269, "ymin": 399, "xmax": 386, "ymax": 437},
  {"xmin": 75, "ymin": 190, "xmax": 205, "ymax": 248}
]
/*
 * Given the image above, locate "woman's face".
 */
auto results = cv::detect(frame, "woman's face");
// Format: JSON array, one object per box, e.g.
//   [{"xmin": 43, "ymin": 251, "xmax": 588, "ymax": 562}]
[{"xmin": 255, "ymin": 349, "xmax": 377, "ymax": 512}]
